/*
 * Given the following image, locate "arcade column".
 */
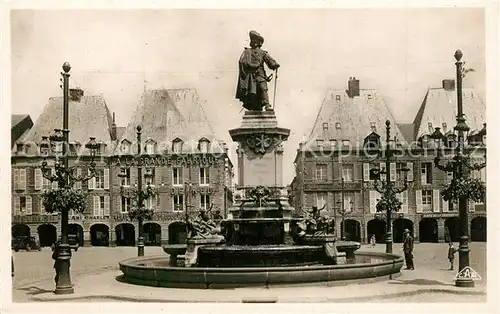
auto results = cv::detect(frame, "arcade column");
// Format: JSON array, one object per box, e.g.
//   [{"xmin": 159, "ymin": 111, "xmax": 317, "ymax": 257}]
[{"xmin": 437, "ymin": 218, "xmax": 446, "ymax": 243}]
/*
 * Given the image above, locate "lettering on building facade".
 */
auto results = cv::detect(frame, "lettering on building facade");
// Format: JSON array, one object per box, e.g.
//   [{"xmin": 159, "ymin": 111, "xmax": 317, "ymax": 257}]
[{"xmin": 109, "ymin": 155, "xmax": 222, "ymax": 168}]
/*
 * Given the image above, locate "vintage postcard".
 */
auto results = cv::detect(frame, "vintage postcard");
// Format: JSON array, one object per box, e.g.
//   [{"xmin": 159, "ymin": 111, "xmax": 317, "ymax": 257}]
[{"xmin": 1, "ymin": 0, "xmax": 498, "ymax": 313}]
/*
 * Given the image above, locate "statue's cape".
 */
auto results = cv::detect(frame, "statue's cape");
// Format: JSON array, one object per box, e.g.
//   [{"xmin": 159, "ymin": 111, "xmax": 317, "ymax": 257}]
[{"xmin": 239, "ymin": 48, "xmax": 267, "ymax": 69}]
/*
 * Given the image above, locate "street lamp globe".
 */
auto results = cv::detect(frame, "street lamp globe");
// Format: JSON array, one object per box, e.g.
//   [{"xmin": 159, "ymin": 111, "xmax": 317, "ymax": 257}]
[{"xmin": 62, "ymin": 62, "xmax": 71, "ymax": 73}]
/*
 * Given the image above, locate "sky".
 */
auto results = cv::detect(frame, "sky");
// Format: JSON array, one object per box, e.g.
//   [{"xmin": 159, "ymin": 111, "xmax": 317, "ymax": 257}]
[{"xmin": 10, "ymin": 8, "xmax": 486, "ymax": 184}]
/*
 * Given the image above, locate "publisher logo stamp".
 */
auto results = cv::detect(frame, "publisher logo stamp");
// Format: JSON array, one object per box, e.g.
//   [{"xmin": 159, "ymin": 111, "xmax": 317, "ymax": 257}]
[{"xmin": 454, "ymin": 266, "xmax": 482, "ymax": 281}]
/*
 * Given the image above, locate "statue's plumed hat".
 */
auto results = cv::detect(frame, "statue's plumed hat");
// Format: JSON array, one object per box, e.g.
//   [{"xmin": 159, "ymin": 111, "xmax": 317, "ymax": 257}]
[{"xmin": 249, "ymin": 30, "xmax": 264, "ymax": 43}]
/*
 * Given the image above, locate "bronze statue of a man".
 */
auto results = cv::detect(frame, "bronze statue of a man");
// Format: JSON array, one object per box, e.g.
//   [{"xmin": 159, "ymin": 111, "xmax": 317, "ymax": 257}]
[{"xmin": 236, "ymin": 30, "xmax": 280, "ymax": 111}]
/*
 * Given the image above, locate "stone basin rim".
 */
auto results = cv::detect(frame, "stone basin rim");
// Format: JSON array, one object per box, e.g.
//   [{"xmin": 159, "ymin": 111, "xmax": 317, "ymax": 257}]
[{"xmin": 120, "ymin": 252, "xmax": 403, "ymax": 272}]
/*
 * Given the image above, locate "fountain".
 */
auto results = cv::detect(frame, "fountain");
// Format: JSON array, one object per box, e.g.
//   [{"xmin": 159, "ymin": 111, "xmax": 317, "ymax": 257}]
[{"xmin": 119, "ymin": 110, "xmax": 404, "ymax": 289}]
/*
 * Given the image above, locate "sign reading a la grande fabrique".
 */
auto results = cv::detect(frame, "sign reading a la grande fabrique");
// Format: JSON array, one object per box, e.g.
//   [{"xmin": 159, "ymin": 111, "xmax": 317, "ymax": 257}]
[{"xmin": 109, "ymin": 154, "xmax": 224, "ymax": 168}]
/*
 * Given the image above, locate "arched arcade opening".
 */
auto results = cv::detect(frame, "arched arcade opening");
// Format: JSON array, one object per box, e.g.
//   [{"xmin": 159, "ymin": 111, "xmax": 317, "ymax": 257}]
[
  {"xmin": 445, "ymin": 217, "xmax": 460, "ymax": 243},
  {"xmin": 341, "ymin": 219, "xmax": 361, "ymax": 242},
  {"xmin": 37, "ymin": 224, "xmax": 57, "ymax": 247},
  {"xmin": 393, "ymin": 218, "xmax": 413, "ymax": 243},
  {"xmin": 68, "ymin": 224, "xmax": 84, "ymax": 246},
  {"xmin": 115, "ymin": 223, "xmax": 135, "ymax": 246},
  {"xmin": 367, "ymin": 219, "xmax": 386, "ymax": 243},
  {"xmin": 144, "ymin": 223, "xmax": 162, "ymax": 246},
  {"xmin": 168, "ymin": 222, "xmax": 187, "ymax": 244},
  {"xmin": 90, "ymin": 224, "xmax": 109, "ymax": 246},
  {"xmin": 12, "ymin": 224, "xmax": 30, "ymax": 238},
  {"xmin": 419, "ymin": 218, "xmax": 438, "ymax": 243},
  {"xmin": 471, "ymin": 217, "xmax": 486, "ymax": 242}
]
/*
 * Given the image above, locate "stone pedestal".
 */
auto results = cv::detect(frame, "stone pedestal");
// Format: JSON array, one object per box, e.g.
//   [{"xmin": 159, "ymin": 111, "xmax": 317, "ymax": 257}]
[
  {"xmin": 184, "ymin": 235, "xmax": 225, "ymax": 267},
  {"xmin": 229, "ymin": 110, "xmax": 290, "ymax": 188}
]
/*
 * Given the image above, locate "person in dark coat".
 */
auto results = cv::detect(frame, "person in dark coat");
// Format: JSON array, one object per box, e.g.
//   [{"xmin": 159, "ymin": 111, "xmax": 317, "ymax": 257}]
[
  {"xmin": 52, "ymin": 240, "xmax": 61, "ymax": 285},
  {"xmin": 402, "ymin": 229, "xmax": 414, "ymax": 270},
  {"xmin": 236, "ymin": 30, "xmax": 280, "ymax": 111},
  {"xmin": 448, "ymin": 241, "xmax": 458, "ymax": 271}
]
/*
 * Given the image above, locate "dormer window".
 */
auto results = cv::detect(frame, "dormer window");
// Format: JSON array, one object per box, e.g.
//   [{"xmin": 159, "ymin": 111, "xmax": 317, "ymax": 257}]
[
  {"xmin": 329, "ymin": 139, "xmax": 337, "ymax": 147},
  {"xmin": 364, "ymin": 132, "xmax": 380, "ymax": 150},
  {"xmin": 370, "ymin": 122, "xmax": 376, "ymax": 132},
  {"xmin": 420, "ymin": 135, "xmax": 430, "ymax": 148},
  {"xmin": 316, "ymin": 139, "xmax": 324, "ymax": 147},
  {"xmin": 16, "ymin": 143, "xmax": 24, "ymax": 153},
  {"xmin": 367, "ymin": 94, "xmax": 373, "ymax": 100},
  {"xmin": 172, "ymin": 138, "xmax": 183, "ymax": 153},
  {"xmin": 446, "ymin": 134, "xmax": 457, "ymax": 148},
  {"xmin": 335, "ymin": 123, "xmax": 341, "ymax": 130},
  {"xmin": 342, "ymin": 140, "xmax": 351, "ymax": 148},
  {"xmin": 322, "ymin": 123, "xmax": 329, "ymax": 131},
  {"xmin": 198, "ymin": 138, "xmax": 210, "ymax": 153},
  {"xmin": 335, "ymin": 95, "xmax": 341, "ymax": 101},
  {"xmin": 145, "ymin": 140, "xmax": 156, "ymax": 154},
  {"xmin": 121, "ymin": 140, "xmax": 131, "ymax": 154}
]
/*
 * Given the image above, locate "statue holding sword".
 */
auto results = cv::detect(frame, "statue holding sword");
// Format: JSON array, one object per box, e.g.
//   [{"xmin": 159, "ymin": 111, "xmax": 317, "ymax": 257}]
[{"xmin": 236, "ymin": 30, "xmax": 280, "ymax": 111}]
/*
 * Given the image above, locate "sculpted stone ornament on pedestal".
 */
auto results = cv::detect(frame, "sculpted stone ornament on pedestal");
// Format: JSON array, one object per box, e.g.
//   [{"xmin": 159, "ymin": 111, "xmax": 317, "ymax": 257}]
[
  {"xmin": 236, "ymin": 30, "xmax": 280, "ymax": 112},
  {"xmin": 292, "ymin": 205, "xmax": 345, "ymax": 264},
  {"xmin": 247, "ymin": 185, "xmax": 273, "ymax": 207},
  {"xmin": 246, "ymin": 133, "xmax": 274, "ymax": 154},
  {"xmin": 184, "ymin": 210, "xmax": 225, "ymax": 267}
]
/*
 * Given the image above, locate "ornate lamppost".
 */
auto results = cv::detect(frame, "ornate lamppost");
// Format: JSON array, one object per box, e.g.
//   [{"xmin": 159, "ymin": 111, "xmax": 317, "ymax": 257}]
[
  {"xmin": 118, "ymin": 126, "xmax": 157, "ymax": 257},
  {"xmin": 39, "ymin": 62, "xmax": 100, "ymax": 294},
  {"xmin": 370, "ymin": 120, "xmax": 410, "ymax": 254},
  {"xmin": 430, "ymin": 50, "xmax": 486, "ymax": 288}
]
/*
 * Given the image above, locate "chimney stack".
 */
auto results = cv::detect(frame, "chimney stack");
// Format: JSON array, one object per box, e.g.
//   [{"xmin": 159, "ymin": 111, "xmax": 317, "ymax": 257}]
[
  {"xmin": 346, "ymin": 77, "xmax": 360, "ymax": 98},
  {"xmin": 69, "ymin": 87, "xmax": 84, "ymax": 101},
  {"xmin": 110, "ymin": 112, "xmax": 117, "ymax": 141},
  {"xmin": 442, "ymin": 79, "xmax": 455, "ymax": 91}
]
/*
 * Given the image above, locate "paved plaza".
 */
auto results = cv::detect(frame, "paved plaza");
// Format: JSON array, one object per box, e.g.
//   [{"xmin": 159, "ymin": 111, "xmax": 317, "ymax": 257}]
[{"xmin": 9, "ymin": 242, "xmax": 488, "ymax": 303}]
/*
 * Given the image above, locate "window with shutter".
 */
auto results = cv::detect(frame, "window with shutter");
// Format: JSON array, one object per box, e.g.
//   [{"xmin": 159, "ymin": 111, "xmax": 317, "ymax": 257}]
[
  {"xmin": 402, "ymin": 191, "xmax": 409, "ymax": 213},
  {"xmin": 469, "ymin": 199, "xmax": 475, "ymax": 212},
  {"xmin": 93, "ymin": 196, "xmax": 99, "ymax": 216},
  {"xmin": 40, "ymin": 198, "xmax": 46, "ymax": 215},
  {"xmin": 104, "ymin": 196, "xmax": 110, "ymax": 216},
  {"xmin": 35, "ymin": 169, "xmax": 42, "ymax": 190},
  {"xmin": 432, "ymin": 190, "xmax": 440, "ymax": 212},
  {"xmin": 26, "ymin": 196, "xmax": 32, "ymax": 215},
  {"xmin": 390, "ymin": 163, "xmax": 396, "ymax": 182},
  {"xmin": 52, "ymin": 169, "xmax": 58, "ymax": 189},
  {"xmin": 104, "ymin": 169, "xmax": 110, "ymax": 189},
  {"xmin": 406, "ymin": 162, "xmax": 414, "ymax": 181},
  {"xmin": 363, "ymin": 163, "xmax": 370, "ymax": 182},
  {"xmin": 75, "ymin": 168, "xmax": 82, "ymax": 189},
  {"xmin": 13, "ymin": 168, "xmax": 19, "ymax": 190},
  {"xmin": 442, "ymin": 197, "xmax": 449, "ymax": 212},
  {"xmin": 88, "ymin": 169, "xmax": 95, "ymax": 190},
  {"xmin": 19, "ymin": 169, "xmax": 27, "ymax": 190},
  {"xmin": 369, "ymin": 191, "xmax": 377, "ymax": 214},
  {"xmin": 416, "ymin": 190, "xmax": 423, "ymax": 213},
  {"xmin": 14, "ymin": 197, "xmax": 21, "ymax": 215}
]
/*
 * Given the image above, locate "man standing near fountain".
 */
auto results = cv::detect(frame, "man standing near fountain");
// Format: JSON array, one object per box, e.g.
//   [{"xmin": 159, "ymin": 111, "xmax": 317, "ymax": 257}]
[
  {"xmin": 403, "ymin": 229, "xmax": 414, "ymax": 270},
  {"xmin": 236, "ymin": 30, "xmax": 280, "ymax": 111}
]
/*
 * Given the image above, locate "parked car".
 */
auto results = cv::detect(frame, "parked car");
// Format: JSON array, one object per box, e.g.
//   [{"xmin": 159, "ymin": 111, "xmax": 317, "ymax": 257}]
[
  {"xmin": 51, "ymin": 235, "xmax": 80, "ymax": 251},
  {"xmin": 12, "ymin": 236, "xmax": 41, "ymax": 252}
]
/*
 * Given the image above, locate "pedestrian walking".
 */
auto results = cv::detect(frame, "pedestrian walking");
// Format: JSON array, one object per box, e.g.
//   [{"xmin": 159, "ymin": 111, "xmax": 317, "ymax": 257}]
[
  {"xmin": 402, "ymin": 229, "xmax": 414, "ymax": 270},
  {"xmin": 448, "ymin": 241, "xmax": 458, "ymax": 271},
  {"xmin": 370, "ymin": 234, "xmax": 376, "ymax": 248}
]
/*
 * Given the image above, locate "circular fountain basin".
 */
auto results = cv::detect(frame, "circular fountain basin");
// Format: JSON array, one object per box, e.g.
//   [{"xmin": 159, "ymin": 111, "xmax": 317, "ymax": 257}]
[{"xmin": 119, "ymin": 252, "xmax": 404, "ymax": 289}]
